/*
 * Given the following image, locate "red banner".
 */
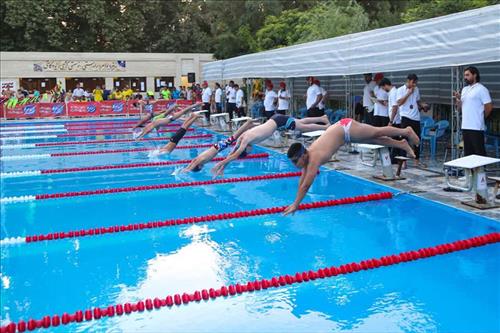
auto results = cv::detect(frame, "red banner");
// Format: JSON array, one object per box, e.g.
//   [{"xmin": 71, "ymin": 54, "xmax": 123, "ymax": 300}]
[
  {"xmin": 38, "ymin": 103, "xmax": 66, "ymax": 118},
  {"xmin": 5, "ymin": 103, "xmax": 39, "ymax": 119},
  {"xmin": 1, "ymin": 99, "xmax": 194, "ymax": 119},
  {"xmin": 67, "ymin": 102, "xmax": 100, "ymax": 117},
  {"xmin": 99, "ymin": 101, "xmax": 125, "ymax": 115}
]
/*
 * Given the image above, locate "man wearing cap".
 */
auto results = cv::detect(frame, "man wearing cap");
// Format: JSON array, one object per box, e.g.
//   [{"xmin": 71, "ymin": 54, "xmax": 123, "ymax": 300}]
[
  {"xmin": 363, "ymin": 73, "xmax": 376, "ymax": 125},
  {"xmin": 201, "ymin": 81, "xmax": 212, "ymax": 121},
  {"xmin": 306, "ymin": 77, "xmax": 323, "ymax": 117}
]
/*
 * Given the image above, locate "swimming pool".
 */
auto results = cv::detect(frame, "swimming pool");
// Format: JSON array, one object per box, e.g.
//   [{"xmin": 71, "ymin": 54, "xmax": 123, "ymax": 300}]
[{"xmin": 1, "ymin": 118, "xmax": 499, "ymax": 332}]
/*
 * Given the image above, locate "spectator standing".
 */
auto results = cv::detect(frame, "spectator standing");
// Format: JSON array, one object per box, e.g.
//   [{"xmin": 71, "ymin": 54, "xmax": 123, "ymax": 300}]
[
  {"xmin": 235, "ymin": 84, "xmax": 245, "ymax": 117},
  {"xmin": 306, "ymin": 76, "xmax": 323, "ymax": 117},
  {"xmin": 263, "ymin": 83, "xmax": 278, "ymax": 119},
  {"xmin": 72, "ymin": 83, "xmax": 85, "ymax": 101},
  {"xmin": 201, "ymin": 81, "xmax": 212, "ymax": 121},
  {"xmin": 277, "ymin": 81, "xmax": 290, "ymax": 115},
  {"xmin": 373, "ymin": 74, "xmax": 390, "ymax": 127},
  {"xmin": 214, "ymin": 82, "xmax": 223, "ymax": 113},
  {"xmin": 226, "ymin": 81, "xmax": 237, "ymax": 119},
  {"xmin": 363, "ymin": 73, "xmax": 376, "ymax": 124},
  {"xmin": 454, "ymin": 66, "xmax": 493, "ymax": 156},
  {"xmin": 93, "ymin": 85, "xmax": 103, "ymax": 102},
  {"xmin": 397, "ymin": 73, "xmax": 429, "ymax": 166},
  {"xmin": 316, "ymin": 79, "xmax": 327, "ymax": 115}
]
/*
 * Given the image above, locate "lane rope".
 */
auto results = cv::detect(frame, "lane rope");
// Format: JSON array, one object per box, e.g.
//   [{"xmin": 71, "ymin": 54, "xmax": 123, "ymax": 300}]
[
  {"xmin": 1, "ymin": 144, "xmax": 215, "ymax": 161},
  {"xmin": 1, "ymin": 232, "xmax": 497, "ymax": 333},
  {"xmin": 0, "ymin": 135, "xmax": 213, "ymax": 150},
  {"xmin": 0, "ymin": 153, "xmax": 268, "ymax": 178},
  {"xmin": 0, "ymin": 191, "xmax": 391, "ymax": 244},
  {"xmin": 0, "ymin": 163, "xmax": 283, "ymax": 203},
  {"xmin": 56, "ymin": 129, "xmax": 194, "ymax": 138}
]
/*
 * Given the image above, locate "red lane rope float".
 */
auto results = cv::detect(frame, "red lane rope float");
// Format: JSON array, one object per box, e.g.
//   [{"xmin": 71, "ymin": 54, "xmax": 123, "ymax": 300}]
[
  {"xmin": 37, "ymin": 164, "xmax": 285, "ymax": 200},
  {"xmin": 56, "ymin": 128, "xmax": 195, "ymax": 137},
  {"xmin": 34, "ymin": 135, "xmax": 212, "ymax": 147},
  {"xmin": 2, "ymin": 233, "xmax": 497, "ymax": 333},
  {"xmin": 65, "ymin": 123, "xmax": 179, "ymax": 130},
  {"xmin": 39, "ymin": 153, "xmax": 268, "ymax": 175},
  {"xmin": 23, "ymin": 191, "xmax": 391, "ymax": 244},
  {"xmin": 47, "ymin": 144, "xmax": 213, "ymax": 157}
]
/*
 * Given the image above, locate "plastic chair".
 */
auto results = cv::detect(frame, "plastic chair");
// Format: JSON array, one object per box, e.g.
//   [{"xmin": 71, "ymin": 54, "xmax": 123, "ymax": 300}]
[
  {"xmin": 421, "ymin": 120, "xmax": 449, "ymax": 160},
  {"xmin": 420, "ymin": 117, "xmax": 435, "ymax": 138},
  {"xmin": 298, "ymin": 107, "xmax": 307, "ymax": 119},
  {"xmin": 485, "ymin": 126, "xmax": 500, "ymax": 158}
]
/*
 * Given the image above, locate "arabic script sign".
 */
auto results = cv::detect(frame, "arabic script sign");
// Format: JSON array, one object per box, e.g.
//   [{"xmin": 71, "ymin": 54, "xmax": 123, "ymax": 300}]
[{"xmin": 33, "ymin": 60, "xmax": 126, "ymax": 72}]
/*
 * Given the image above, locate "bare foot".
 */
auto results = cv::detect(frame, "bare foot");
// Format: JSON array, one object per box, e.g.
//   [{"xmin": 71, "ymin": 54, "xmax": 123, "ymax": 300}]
[
  {"xmin": 405, "ymin": 126, "xmax": 420, "ymax": 146},
  {"xmin": 400, "ymin": 139, "xmax": 416, "ymax": 159},
  {"xmin": 321, "ymin": 115, "xmax": 331, "ymax": 126}
]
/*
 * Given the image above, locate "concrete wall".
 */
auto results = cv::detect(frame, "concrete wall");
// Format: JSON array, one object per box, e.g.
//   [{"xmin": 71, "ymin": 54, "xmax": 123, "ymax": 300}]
[{"xmin": 0, "ymin": 52, "xmax": 214, "ymax": 92}]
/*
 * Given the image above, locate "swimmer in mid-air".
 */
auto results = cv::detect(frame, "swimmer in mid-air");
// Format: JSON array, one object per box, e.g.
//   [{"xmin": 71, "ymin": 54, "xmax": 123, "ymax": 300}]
[
  {"xmin": 211, "ymin": 114, "xmax": 330, "ymax": 178},
  {"xmin": 135, "ymin": 102, "xmax": 202, "ymax": 140},
  {"xmin": 183, "ymin": 119, "xmax": 257, "ymax": 172},
  {"xmin": 157, "ymin": 113, "xmax": 203, "ymax": 154},
  {"xmin": 282, "ymin": 118, "xmax": 419, "ymax": 215}
]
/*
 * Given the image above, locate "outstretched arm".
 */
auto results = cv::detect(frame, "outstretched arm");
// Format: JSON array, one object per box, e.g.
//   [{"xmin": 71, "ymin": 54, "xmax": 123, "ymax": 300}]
[
  {"xmin": 211, "ymin": 138, "xmax": 248, "ymax": 178},
  {"xmin": 283, "ymin": 162, "xmax": 320, "ymax": 216}
]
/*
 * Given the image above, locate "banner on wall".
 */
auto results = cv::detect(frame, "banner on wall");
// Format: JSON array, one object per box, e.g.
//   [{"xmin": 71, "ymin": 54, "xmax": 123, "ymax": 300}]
[
  {"xmin": 1, "ymin": 79, "xmax": 18, "ymax": 92},
  {"xmin": 100, "ymin": 101, "xmax": 125, "ymax": 115},
  {"xmin": 38, "ymin": 103, "xmax": 66, "ymax": 117},
  {"xmin": 5, "ymin": 104, "xmax": 38, "ymax": 118},
  {"xmin": 67, "ymin": 102, "xmax": 100, "ymax": 117},
  {"xmin": 1, "ymin": 99, "xmax": 193, "ymax": 119}
]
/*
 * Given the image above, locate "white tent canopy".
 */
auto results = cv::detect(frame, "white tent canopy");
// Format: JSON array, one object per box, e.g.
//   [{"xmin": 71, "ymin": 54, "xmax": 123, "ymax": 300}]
[{"xmin": 203, "ymin": 5, "xmax": 500, "ymax": 80}]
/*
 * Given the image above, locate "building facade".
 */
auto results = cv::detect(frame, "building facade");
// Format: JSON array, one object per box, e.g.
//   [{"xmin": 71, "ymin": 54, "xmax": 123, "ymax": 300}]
[{"xmin": 0, "ymin": 52, "xmax": 214, "ymax": 97}]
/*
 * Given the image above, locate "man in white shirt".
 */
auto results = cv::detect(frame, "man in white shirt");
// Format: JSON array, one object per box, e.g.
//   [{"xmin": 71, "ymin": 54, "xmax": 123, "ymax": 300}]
[
  {"xmin": 381, "ymin": 78, "xmax": 403, "ymax": 162},
  {"xmin": 373, "ymin": 75, "xmax": 389, "ymax": 127},
  {"xmin": 264, "ymin": 83, "xmax": 278, "ymax": 119},
  {"xmin": 201, "ymin": 81, "xmax": 212, "ymax": 120},
  {"xmin": 235, "ymin": 84, "xmax": 245, "ymax": 117},
  {"xmin": 306, "ymin": 76, "xmax": 323, "ymax": 117},
  {"xmin": 226, "ymin": 81, "xmax": 236, "ymax": 119},
  {"xmin": 214, "ymin": 82, "xmax": 223, "ymax": 113},
  {"xmin": 277, "ymin": 81, "xmax": 290, "ymax": 115},
  {"xmin": 72, "ymin": 83, "xmax": 85, "ymax": 101},
  {"xmin": 315, "ymin": 79, "xmax": 328, "ymax": 114},
  {"xmin": 454, "ymin": 66, "xmax": 493, "ymax": 156},
  {"xmin": 397, "ymin": 74, "xmax": 429, "ymax": 165},
  {"xmin": 363, "ymin": 73, "xmax": 376, "ymax": 125}
]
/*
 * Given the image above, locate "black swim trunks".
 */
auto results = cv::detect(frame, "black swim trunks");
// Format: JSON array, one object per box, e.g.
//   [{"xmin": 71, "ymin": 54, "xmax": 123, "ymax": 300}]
[
  {"xmin": 169, "ymin": 127, "xmax": 187, "ymax": 145},
  {"xmin": 270, "ymin": 114, "xmax": 296, "ymax": 131}
]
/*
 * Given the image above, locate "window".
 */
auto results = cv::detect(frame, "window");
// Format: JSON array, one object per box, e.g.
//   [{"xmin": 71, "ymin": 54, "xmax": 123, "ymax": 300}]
[
  {"xmin": 113, "ymin": 77, "xmax": 147, "ymax": 92},
  {"xmin": 20, "ymin": 78, "xmax": 56, "ymax": 93},
  {"xmin": 154, "ymin": 77, "xmax": 175, "ymax": 92},
  {"xmin": 65, "ymin": 78, "xmax": 105, "ymax": 92}
]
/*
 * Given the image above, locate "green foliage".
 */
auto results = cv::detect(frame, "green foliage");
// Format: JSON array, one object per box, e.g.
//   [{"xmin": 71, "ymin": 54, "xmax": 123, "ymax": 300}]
[{"xmin": 0, "ymin": 0, "xmax": 496, "ymax": 58}]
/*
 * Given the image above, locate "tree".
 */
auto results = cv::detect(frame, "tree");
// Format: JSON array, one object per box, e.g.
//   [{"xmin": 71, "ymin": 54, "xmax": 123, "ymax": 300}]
[{"xmin": 402, "ymin": 0, "xmax": 499, "ymax": 23}]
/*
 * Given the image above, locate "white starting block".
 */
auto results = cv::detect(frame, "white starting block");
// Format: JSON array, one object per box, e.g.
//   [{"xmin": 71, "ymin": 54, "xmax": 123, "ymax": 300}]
[
  {"xmin": 193, "ymin": 110, "xmax": 209, "ymax": 126},
  {"xmin": 444, "ymin": 155, "xmax": 500, "ymax": 209},
  {"xmin": 301, "ymin": 130, "xmax": 325, "ymax": 142},
  {"xmin": 210, "ymin": 113, "xmax": 230, "ymax": 131},
  {"xmin": 357, "ymin": 144, "xmax": 400, "ymax": 180},
  {"xmin": 231, "ymin": 117, "xmax": 252, "ymax": 130}
]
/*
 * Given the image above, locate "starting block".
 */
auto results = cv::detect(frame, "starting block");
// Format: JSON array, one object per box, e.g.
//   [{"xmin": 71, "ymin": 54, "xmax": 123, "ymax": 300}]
[
  {"xmin": 357, "ymin": 144, "xmax": 401, "ymax": 180},
  {"xmin": 489, "ymin": 176, "xmax": 500, "ymax": 201},
  {"xmin": 301, "ymin": 130, "xmax": 325, "ymax": 143},
  {"xmin": 210, "ymin": 113, "xmax": 230, "ymax": 132},
  {"xmin": 444, "ymin": 154, "xmax": 500, "ymax": 209},
  {"xmin": 193, "ymin": 110, "xmax": 209, "ymax": 126},
  {"xmin": 231, "ymin": 117, "xmax": 252, "ymax": 130}
]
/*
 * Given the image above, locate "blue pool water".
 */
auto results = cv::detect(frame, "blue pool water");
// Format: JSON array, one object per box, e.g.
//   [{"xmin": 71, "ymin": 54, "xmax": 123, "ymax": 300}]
[{"xmin": 1, "ymin": 118, "xmax": 499, "ymax": 332}]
